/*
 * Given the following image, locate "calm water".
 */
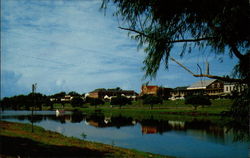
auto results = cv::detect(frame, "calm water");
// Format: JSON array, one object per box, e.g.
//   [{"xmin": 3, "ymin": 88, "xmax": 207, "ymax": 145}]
[{"xmin": 0, "ymin": 110, "xmax": 249, "ymax": 158}]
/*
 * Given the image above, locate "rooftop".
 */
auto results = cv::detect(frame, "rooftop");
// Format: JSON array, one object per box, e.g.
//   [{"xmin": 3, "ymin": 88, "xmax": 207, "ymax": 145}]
[{"xmin": 187, "ymin": 79, "xmax": 217, "ymax": 90}]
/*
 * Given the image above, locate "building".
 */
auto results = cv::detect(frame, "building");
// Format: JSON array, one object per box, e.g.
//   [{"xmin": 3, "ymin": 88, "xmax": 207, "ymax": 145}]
[
  {"xmin": 170, "ymin": 79, "xmax": 225, "ymax": 99},
  {"xmin": 88, "ymin": 88, "xmax": 138, "ymax": 100},
  {"xmin": 141, "ymin": 85, "xmax": 172, "ymax": 99},
  {"xmin": 169, "ymin": 86, "xmax": 189, "ymax": 100},
  {"xmin": 61, "ymin": 95, "xmax": 73, "ymax": 102},
  {"xmin": 187, "ymin": 79, "xmax": 224, "ymax": 96},
  {"xmin": 141, "ymin": 85, "xmax": 159, "ymax": 96},
  {"xmin": 224, "ymin": 82, "xmax": 247, "ymax": 96}
]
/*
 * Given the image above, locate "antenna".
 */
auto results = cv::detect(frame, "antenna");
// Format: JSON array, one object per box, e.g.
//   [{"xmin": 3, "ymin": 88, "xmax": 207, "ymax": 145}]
[
  {"xmin": 205, "ymin": 61, "xmax": 210, "ymax": 75},
  {"xmin": 31, "ymin": 83, "xmax": 37, "ymax": 133}
]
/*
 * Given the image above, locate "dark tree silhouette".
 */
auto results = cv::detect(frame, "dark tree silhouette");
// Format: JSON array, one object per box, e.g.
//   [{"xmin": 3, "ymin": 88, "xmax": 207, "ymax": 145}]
[
  {"xmin": 110, "ymin": 96, "xmax": 131, "ymax": 108},
  {"xmin": 71, "ymin": 97, "xmax": 84, "ymax": 107},
  {"xmin": 102, "ymin": 0, "xmax": 249, "ymax": 83},
  {"xmin": 143, "ymin": 95, "xmax": 163, "ymax": 109},
  {"xmin": 185, "ymin": 95, "xmax": 211, "ymax": 110}
]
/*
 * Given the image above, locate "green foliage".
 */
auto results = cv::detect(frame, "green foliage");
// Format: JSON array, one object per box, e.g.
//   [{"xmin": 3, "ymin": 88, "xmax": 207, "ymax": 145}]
[
  {"xmin": 223, "ymin": 88, "xmax": 250, "ymax": 141},
  {"xmin": 68, "ymin": 91, "xmax": 81, "ymax": 97},
  {"xmin": 89, "ymin": 98, "xmax": 105, "ymax": 106},
  {"xmin": 71, "ymin": 97, "xmax": 84, "ymax": 107},
  {"xmin": 185, "ymin": 95, "xmax": 211, "ymax": 110},
  {"xmin": 232, "ymin": 51, "xmax": 250, "ymax": 83},
  {"xmin": 0, "ymin": 93, "xmax": 48, "ymax": 110},
  {"xmin": 51, "ymin": 92, "xmax": 66, "ymax": 100},
  {"xmin": 143, "ymin": 95, "xmax": 163, "ymax": 109},
  {"xmin": 110, "ymin": 96, "xmax": 132, "ymax": 108}
]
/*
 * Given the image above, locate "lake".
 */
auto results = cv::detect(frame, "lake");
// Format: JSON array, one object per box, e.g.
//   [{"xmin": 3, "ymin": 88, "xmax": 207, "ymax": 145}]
[{"xmin": 0, "ymin": 110, "xmax": 248, "ymax": 158}]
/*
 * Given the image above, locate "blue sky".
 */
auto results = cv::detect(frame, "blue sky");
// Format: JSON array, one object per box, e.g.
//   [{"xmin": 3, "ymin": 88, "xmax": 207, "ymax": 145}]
[{"xmin": 1, "ymin": 0, "xmax": 238, "ymax": 97}]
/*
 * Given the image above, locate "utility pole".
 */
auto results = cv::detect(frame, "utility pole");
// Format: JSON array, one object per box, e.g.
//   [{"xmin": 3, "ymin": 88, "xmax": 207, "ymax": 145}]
[{"xmin": 31, "ymin": 83, "xmax": 37, "ymax": 133}]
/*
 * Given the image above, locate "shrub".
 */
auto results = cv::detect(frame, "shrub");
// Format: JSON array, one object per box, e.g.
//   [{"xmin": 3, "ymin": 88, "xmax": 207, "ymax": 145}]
[
  {"xmin": 185, "ymin": 95, "xmax": 211, "ymax": 110},
  {"xmin": 143, "ymin": 95, "xmax": 163, "ymax": 109},
  {"xmin": 110, "ymin": 96, "xmax": 131, "ymax": 108},
  {"xmin": 71, "ymin": 97, "xmax": 84, "ymax": 107},
  {"xmin": 90, "ymin": 98, "xmax": 105, "ymax": 107}
]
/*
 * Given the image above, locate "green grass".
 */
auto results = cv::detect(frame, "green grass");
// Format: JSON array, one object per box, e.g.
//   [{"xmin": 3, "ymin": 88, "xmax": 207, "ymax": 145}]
[
  {"xmin": 0, "ymin": 121, "xmax": 173, "ymax": 158},
  {"xmin": 41, "ymin": 99, "xmax": 232, "ymax": 123}
]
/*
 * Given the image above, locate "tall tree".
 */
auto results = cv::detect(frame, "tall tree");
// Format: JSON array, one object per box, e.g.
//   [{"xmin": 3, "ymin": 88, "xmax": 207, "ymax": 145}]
[
  {"xmin": 102, "ymin": 0, "xmax": 250, "ymax": 83},
  {"xmin": 102, "ymin": 0, "xmax": 250, "ymax": 140}
]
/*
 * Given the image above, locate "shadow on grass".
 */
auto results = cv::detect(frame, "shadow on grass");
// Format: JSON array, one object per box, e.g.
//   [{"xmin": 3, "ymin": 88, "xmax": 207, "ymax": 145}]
[{"xmin": 0, "ymin": 135, "xmax": 107, "ymax": 158}]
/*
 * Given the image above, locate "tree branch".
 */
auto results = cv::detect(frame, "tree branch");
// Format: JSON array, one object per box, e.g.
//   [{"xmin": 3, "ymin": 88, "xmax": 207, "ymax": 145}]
[
  {"xmin": 119, "ymin": 27, "xmax": 246, "ymax": 83},
  {"xmin": 230, "ymin": 43, "xmax": 244, "ymax": 60},
  {"xmin": 118, "ymin": 27, "xmax": 213, "ymax": 43},
  {"xmin": 119, "ymin": 27, "xmax": 150, "ymax": 38},
  {"xmin": 193, "ymin": 74, "xmax": 244, "ymax": 83}
]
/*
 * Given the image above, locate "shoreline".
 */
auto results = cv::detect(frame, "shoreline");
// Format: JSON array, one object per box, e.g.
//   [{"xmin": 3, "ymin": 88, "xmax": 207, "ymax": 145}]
[{"xmin": 0, "ymin": 121, "xmax": 173, "ymax": 158}]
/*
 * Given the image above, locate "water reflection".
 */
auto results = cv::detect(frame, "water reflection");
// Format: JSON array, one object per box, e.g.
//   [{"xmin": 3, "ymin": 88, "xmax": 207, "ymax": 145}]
[
  {"xmin": 0, "ymin": 111, "xmax": 230, "ymax": 141},
  {"xmin": 86, "ymin": 113, "xmax": 134, "ymax": 128},
  {"xmin": 0, "ymin": 110, "xmax": 248, "ymax": 158}
]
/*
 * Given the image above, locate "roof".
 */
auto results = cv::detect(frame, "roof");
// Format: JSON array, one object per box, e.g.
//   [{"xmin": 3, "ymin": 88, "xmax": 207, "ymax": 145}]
[
  {"xmin": 173, "ymin": 86, "xmax": 188, "ymax": 91},
  {"xmin": 187, "ymin": 79, "xmax": 217, "ymax": 90},
  {"xmin": 90, "ymin": 88, "xmax": 137, "ymax": 94},
  {"xmin": 142, "ymin": 85, "xmax": 158, "ymax": 90}
]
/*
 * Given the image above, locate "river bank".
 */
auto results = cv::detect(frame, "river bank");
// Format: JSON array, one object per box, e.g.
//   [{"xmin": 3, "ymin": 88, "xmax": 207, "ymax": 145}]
[{"xmin": 0, "ymin": 121, "xmax": 172, "ymax": 158}]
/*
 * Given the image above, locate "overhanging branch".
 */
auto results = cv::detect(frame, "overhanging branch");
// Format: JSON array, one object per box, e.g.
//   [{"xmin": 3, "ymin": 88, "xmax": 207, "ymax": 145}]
[
  {"xmin": 229, "ymin": 43, "xmax": 244, "ymax": 60},
  {"xmin": 170, "ymin": 56, "xmax": 244, "ymax": 83},
  {"xmin": 118, "ymin": 27, "xmax": 213, "ymax": 43},
  {"xmin": 193, "ymin": 74, "xmax": 243, "ymax": 83},
  {"xmin": 119, "ymin": 27, "xmax": 245, "ymax": 83}
]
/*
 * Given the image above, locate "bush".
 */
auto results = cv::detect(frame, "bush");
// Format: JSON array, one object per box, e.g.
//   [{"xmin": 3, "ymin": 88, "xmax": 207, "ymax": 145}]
[
  {"xmin": 90, "ymin": 98, "xmax": 105, "ymax": 107},
  {"xmin": 110, "ymin": 96, "xmax": 131, "ymax": 108},
  {"xmin": 71, "ymin": 97, "xmax": 84, "ymax": 107},
  {"xmin": 143, "ymin": 95, "xmax": 163, "ymax": 109},
  {"xmin": 185, "ymin": 95, "xmax": 211, "ymax": 110}
]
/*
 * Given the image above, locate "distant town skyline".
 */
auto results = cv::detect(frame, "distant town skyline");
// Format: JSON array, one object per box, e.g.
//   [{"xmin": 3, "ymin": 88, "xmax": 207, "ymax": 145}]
[{"xmin": 1, "ymin": 0, "xmax": 238, "ymax": 98}]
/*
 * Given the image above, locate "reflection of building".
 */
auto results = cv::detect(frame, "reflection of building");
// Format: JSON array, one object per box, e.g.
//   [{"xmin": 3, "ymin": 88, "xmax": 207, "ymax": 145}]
[
  {"xmin": 86, "ymin": 115, "xmax": 134, "ymax": 128},
  {"xmin": 140, "ymin": 119, "xmax": 170, "ymax": 134},
  {"xmin": 88, "ymin": 88, "xmax": 138, "ymax": 100},
  {"xmin": 141, "ymin": 126, "xmax": 158, "ymax": 134}
]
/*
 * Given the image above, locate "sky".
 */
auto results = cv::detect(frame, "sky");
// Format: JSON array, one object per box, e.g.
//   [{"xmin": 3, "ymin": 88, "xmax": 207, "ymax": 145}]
[{"xmin": 1, "ymin": 0, "xmax": 238, "ymax": 97}]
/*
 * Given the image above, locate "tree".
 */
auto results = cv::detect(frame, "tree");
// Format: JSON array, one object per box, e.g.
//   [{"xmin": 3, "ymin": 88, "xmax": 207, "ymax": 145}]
[
  {"xmin": 52, "ymin": 92, "xmax": 66, "ymax": 101},
  {"xmin": 185, "ymin": 95, "xmax": 211, "ymax": 110},
  {"xmin": 89, "ymin": 98, "xmax": 105, "ymax": 108},
  {"xmin": 222, "ymin": 88, "xmax": 250, "ymax": 141},
  {"xmin": 71, "ymin": 97, "xmax": 84, "ymax": 107},
  {"xmin": 157, "ymin": 87, "xmax": 171, "ymax": 100},
  {"xmin": 102, "ymin": 0, "xmax": 250, "ymax": 83},
  {"xmin": 68, "ymin": 91, "xmax": 81, "ymax": 97},
  {"xmin": 110, "ymin": 96, "xmax": 131, "ymax": 108},
  {"xmin": 103, "ymin": 0, "xmax": 249, "ymax": 140},
  {"xmin": 143, "ymin": 95, "xmax": 163, "ymax": 109},
  {"xmin": 27, "ymin": 93, "xmax": 47, "ymax": 110}
]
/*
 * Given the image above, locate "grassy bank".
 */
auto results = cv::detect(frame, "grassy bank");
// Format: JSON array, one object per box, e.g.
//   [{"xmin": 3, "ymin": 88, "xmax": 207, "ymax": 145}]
[
  {"xmin": 51, "ymin": 99, "xmax": 232, "ymax": 116},
  {"xmin": 0, "ymin": 121, "xmax": 172, "ymax": 158}
]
